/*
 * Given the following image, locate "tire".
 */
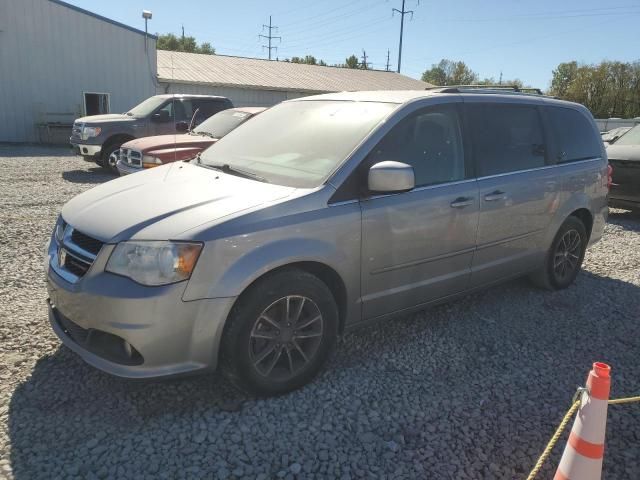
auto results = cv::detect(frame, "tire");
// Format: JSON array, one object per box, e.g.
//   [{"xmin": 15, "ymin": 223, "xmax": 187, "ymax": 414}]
[
  {"xmin": 530, "ymin": 216, "xmax": 588, "ymax": 290},
  {"xmin": 220, "ymin": 268, "xmax": 339, "ymax": 396},
  {"xmin": 100, "ymin": 143, "xmax": 122, "ymax": 174}
]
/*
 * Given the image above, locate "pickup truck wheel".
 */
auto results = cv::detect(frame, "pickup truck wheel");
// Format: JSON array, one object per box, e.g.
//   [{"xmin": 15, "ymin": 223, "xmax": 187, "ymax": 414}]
[
  {"xmin": 100, "ymin": 143, "xmax": 121, "ymax": 174},
  {"xmin": 220, "ymin": 268, "xmax": 338, "ymax": 396},
  {"xmin": 530, "ymin": 216, "xmax": 587, "ymax": 290}
]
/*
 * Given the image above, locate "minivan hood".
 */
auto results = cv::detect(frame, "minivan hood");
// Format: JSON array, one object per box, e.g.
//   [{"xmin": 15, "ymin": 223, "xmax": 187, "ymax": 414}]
[
  {"xmin": 122, "ymin": 134, "xmax": 215, "ymax": 153},
  {"xmin": 61, "ymin": 162, "xmax": 296, "ymax": 242},
  {"xmin": 75, "ymin": 113, "xmax": 133, "ymax": 123},
  {"xmin": 606, "ymin": 144, "xmax": 640, "ymax": 162}
]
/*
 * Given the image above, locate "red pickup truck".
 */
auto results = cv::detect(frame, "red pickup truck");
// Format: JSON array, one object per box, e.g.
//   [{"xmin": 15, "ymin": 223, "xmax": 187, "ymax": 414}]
[{"xmin": 116, "ymin": 107, "xmax": 265, "ymax": 175}]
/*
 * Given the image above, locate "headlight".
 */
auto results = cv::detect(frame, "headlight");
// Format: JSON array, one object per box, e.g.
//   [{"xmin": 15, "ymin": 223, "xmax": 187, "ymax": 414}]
[
  {"xmin": 106, "ymin": 241, "xmax": 202, "ymax": 286},
  {"xmin": 54, "ymin": 216, "xmax": 66, "ymax": 243},
  {"xmin": 142, "ymin": 155, "xmax": 163, "ymax": 168},
  {"xmin": 81, "ymin": 126, "xmax": 102, "ymax": 139}
]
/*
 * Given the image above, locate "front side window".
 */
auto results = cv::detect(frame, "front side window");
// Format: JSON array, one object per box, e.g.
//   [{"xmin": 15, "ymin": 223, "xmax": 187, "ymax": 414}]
[
  {"xmin": 199, "ymin": 100, "xmax": 397, "ymax": 188},
  {"xmin": 467, "ymin": 104, "xmax": 546, "ymax": 176},
  {"xmin": 547, "ymin": 107, "xmax": 602, "ymax": 162},
  {"xmin": 156, "ymin": 101, "xmax": 174, "ymax": 120},
  {"xmin": 126, "ymin": 96, "xmax": 166, "ymax": 117},
  {"xmin": 367, "ymin": 104, "xmax": 466, "ymax": 187}
]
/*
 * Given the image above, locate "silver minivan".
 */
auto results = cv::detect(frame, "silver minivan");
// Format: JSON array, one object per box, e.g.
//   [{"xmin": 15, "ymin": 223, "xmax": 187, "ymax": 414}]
[{"xmin": 46, "ymin": 89, "xmax": 609, "ymax": 395}]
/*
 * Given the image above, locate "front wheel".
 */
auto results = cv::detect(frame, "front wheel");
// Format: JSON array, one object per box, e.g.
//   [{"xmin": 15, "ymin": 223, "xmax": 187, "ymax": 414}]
[
  {"xmin": 100, "ymin": 143, "xmax": 121, "ymax": 174},
  {"xmin": 220, "ymin": 269, "xmax": 338, "ymax": 396},
  {"xmin": 530, "ymin": 216, "xmax": 587, "ymax": 290}
]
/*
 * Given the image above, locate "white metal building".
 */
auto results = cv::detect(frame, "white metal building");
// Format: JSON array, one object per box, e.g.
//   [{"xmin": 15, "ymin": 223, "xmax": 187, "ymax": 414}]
[
  {"xmin": 157, "ymin": 51, "xmax": 430, "ymax": 107},
  {"xmin": 0, "ymin": 0, "xmax": 157, "ymax": 143},
  {"xmin": 0, "ymin": 0, "xmax": 430, "ymax": 144}
]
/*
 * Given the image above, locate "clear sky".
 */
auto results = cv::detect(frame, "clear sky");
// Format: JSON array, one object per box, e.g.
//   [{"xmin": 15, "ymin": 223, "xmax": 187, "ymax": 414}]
[{"xmin": 65, "ymin": 0, "xmax": 639, "ymax": 89}]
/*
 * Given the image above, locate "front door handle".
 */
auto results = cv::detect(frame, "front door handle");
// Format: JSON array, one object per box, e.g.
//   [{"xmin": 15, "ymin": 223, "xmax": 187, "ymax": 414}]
[
  {"xmin": 484, "ymin": 190, "xmax": 506, "ymax": 202},
  {"xmin": 450, "ymin": 196, "xmax": 474, "ymax": 208}
]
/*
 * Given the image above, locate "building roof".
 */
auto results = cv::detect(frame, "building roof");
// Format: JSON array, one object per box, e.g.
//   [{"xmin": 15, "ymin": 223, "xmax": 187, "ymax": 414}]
[
  {"xmin": 157, "ymin": 51, "xmax": 431, "ymax": 93},
  {"xmin": 49, "ymin": 0, "xmax": 157, "ymax": 39}
]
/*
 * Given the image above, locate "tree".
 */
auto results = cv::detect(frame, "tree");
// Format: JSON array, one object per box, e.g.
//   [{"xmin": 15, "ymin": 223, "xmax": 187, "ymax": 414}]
[
  {"xmin": 549, "ymin": 60, "xmax": 640, "ymax": 118},
  {"xmin": 344, "ymin": 54, "xmax": 359, "ymax": 69},
  {"xmin": 421, "ymin": 59, "xmax": 478, "ymax": 86},
  {"xmin": 157, "ymin": 33, "xmax": 215, "ymax": 55},
  {"xmin": 289, "ymin": 55, "xmax": 327, "ymax": 66}
]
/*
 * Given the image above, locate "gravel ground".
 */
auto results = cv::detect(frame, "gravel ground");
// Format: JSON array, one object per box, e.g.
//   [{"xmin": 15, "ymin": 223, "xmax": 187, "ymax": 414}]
[{"xmin": 1, "ymin": 145, "xmax": 639, "ymax": 480}]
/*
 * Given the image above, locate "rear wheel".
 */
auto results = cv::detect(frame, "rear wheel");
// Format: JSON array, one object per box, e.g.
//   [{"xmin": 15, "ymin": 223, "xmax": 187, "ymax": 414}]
[
  {"xmin": 220, "ymin": 269, "xmax": 338, "ymax": 396},
  {"xmin": 100, "ymin": 143, "xmax": 122, "ymax": 174},
  {"xmin": 530, "ymin": 216, "xmax": 587, "ymax": 290}
]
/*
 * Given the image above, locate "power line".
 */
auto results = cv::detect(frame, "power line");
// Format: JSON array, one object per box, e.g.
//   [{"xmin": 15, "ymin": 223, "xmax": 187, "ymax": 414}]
[
  {"xmin": 259, "ymin": 16, "xmax": 281, "ymax": 60},
  {"xmin": 392, "ymin": 0, "xmax": 419, "ymax": 73}
]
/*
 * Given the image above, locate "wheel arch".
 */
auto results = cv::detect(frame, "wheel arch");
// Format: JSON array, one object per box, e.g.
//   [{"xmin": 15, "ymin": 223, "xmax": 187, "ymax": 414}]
[
  {"xmin": 569, "ymin": 208, "xmax": 593, "ymax": 240},
  {"xmin": 103, "ymin": 133, "xmax": 136, "ymax": 152}
]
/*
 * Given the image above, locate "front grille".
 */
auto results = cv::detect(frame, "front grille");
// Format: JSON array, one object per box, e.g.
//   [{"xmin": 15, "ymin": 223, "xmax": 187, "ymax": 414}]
[
  {"xmin": 71, "ymin": 229, "xmax": 104, "ymax": 255},
  {"xmin": 63, "ymin": 252, "xmax": 91, "ymax": 277},
  {"xmin": 119, "ymin": 148, "xmax": 142, "ymax": 167},
  {"xmin": 72, "ymin": 122, "xmax": 83, "ymax": 139}
]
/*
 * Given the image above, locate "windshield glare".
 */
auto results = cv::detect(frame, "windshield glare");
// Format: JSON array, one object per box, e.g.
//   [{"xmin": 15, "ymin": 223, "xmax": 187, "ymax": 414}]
[
  {"xmin": 194, "ymin": 110, "xmax": 252, "ymax": 138},
  {"xmin": 126, "ymin": 97, "xmax": 166, "ymax": 117},
  {"xmin": 615, "ymin": 124, "xmax": 640, "ymax": 146},
  {"xmin": 199, "ymin": 100, "xmax": 397, "ymax": 188}
]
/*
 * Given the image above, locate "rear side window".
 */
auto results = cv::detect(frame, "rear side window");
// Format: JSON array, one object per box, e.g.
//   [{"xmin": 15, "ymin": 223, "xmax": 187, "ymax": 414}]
[
  {"xmin": 466, "ymin": 104, "xmax": 546, "ymax": 177},
  {"xmin": 546, "ymin": 107, "xmax": 602, "ymax": 162}
]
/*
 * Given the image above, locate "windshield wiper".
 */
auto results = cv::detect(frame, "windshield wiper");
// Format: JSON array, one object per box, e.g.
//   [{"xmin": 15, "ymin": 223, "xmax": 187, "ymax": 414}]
[
  {"xmin": 206, "ymin": 163, "xmax": 269, "ymax": 183},
  {"xmin": 193, "ymin": 131, "xmax": 216, "ymax": 139}
]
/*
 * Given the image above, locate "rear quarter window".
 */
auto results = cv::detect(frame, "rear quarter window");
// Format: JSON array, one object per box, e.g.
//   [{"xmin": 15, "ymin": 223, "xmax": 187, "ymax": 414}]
[{"xmin": 546, "ymin": 107, "xmax": 601, "ymax": 163}]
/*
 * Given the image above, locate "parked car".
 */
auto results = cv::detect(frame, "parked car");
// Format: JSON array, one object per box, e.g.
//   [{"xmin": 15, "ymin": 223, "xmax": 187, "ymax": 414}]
[
  {"xmin": 116, "ymin": 107, "xmax": 266, "ymax": 175},
  {"xmin": 70, "ymin": 94, "xmax": 233, "ymax": 173},
  {"xmin": 601, "ymin": 126, "xmax": 631, "ymax": 145},
  {"xmin": 607, "ymin": 124, "xmax": 640, "ymax": 212},
  {"xmin": 46, "ymin": 89, "xmax": 608, "ymax": 395}
]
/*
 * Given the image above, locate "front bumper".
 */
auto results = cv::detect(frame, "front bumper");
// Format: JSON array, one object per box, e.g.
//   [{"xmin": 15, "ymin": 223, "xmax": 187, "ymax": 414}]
[
  {"xmin": 46, "ymin": 260, "xmax": 236, "ymax": 379},
  {"xmin": 70, "ymin": 141, "xmax": 102, "ymax": 159},
  {"xmin": 116, "ymin": 159, "xmax": 142, "ymax": 176}
]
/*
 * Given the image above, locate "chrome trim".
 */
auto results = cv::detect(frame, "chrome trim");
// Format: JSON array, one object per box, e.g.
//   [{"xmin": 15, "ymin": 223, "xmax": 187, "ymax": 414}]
[
  {"xmin": 327, "ymin": 199, "xmax": 359, "ymax": 207},
  {"xmin": 48, "ymin": 225, "xmax": 100, "ymax": 284},
  {"xmin": 365, "ymin": 178, "xmax": 477, "ymax": 201},
  {"xmin": 476, "ymin": 157, "xmax": 602, "ymax": 181},
  {"xmin": 476, "ymin": 229, "xmax": 543, "ymax": 251},
  {"xmin": 62, "ymin": 227, "xmax": 100, "ymax": 262}
]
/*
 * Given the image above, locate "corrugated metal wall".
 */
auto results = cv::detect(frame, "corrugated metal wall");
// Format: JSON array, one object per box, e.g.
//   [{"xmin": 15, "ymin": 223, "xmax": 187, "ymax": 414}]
[
  {"xmin": 0, "ymin": 0, "xmax": 157, "ymax": 143},
  {"xmin": 158, "ymin": 82, "xmax": 315, "ymax": 108}
]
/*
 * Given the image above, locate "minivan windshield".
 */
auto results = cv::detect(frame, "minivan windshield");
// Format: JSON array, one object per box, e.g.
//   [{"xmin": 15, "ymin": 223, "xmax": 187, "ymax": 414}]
[
  {"xmin": 199, "ymin": 100, "xmax": 397, "ymax": 188},
  {"xmin": 125, "ymin": 97, "xmax": 167, "ymax": 117},
  {"xmin": 614, "ymin": 124, "xmax": 640, "ymax": 146},
  {"xmin": 193, "ymin": 109, "xmax": 254, "ymax": 139}
]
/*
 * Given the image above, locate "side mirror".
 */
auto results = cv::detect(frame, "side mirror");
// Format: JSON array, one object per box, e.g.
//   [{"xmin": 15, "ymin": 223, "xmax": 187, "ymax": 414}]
[
  {"xmin": 368, "ymin": 161, "xmax": 415, "ymax": 193},
  {"xmin": 152, "ymin": 110, "xmax": 170, "ymax": 123},
  {"xmin": 176, "ymin": 121, "xmax": 189, "ymax": 132}
]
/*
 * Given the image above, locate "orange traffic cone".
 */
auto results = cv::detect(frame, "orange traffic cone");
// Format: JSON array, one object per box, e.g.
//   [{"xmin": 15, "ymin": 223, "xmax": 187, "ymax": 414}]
[{"xmin": 555, "ymin": 362, "xmax": 611, "ymax": 480}]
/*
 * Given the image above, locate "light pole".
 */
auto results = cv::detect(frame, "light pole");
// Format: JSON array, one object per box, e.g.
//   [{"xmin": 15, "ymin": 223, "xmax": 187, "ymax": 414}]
[{"xmin": 142, "ymin": 10, "xmax": 152, "ymax": 52}]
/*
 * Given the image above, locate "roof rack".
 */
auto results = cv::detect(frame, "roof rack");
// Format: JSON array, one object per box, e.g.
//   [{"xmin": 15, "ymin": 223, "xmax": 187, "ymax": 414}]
[{"xmin": 427, "ymin": 84, "xmax": 545, "ymax": 95}]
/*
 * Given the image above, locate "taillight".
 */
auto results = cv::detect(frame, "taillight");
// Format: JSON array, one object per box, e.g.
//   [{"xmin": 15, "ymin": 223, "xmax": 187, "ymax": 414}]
[{"xmin": 607, "ymin": 164, "xmax": 613, "ymax": 189}]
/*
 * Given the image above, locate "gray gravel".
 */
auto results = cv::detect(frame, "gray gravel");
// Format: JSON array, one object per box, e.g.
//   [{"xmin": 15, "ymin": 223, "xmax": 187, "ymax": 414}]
[{"xmin": 1, "ymin": 145, "xmax": 639, "ymax": 480}]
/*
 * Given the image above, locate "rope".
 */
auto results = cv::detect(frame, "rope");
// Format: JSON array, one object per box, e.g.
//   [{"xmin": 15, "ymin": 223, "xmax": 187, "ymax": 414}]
[
  {"xmin": 526, "ymin": 394, "xmax": 640, "ymax": 480},
  {"xmin": 526, "ymin": 400, "xmax": 581, "ymax": 480}
]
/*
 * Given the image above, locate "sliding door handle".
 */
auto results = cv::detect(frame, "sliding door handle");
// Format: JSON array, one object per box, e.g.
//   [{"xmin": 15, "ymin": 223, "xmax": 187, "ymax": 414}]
[
  {"xmin": 484, "ymin": 190, "xmax": 506, "ymax": 202},
  {"xmin": 450, "ymin": 196, "xmax": 474, "ymax": 208}
]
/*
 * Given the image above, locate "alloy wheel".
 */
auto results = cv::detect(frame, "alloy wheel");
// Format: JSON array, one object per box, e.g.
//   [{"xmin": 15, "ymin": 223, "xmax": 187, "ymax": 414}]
[
  {"xmin": 249, "ymin": 295, "xmax": 324, "ymax": 381},
  {"xmin": 553, "ymin": 229, "xmax": 582, "ymax": 282},
  {"xmin": 108, "ymin": 150, "xmax": 119, "ymax": 168}
]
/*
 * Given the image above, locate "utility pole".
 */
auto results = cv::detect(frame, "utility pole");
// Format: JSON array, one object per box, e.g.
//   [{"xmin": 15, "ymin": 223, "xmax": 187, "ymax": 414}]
[
  {"xmin": 499, "ymin": 71, "xmax": 503, "ymax": 85},
  {"xmin": 392, "ymin": 0, "xmax": 418, "ymax": 73},
  {"xmin": 259, "ymin": 16, "xmax": 281, "ymax": 61},
  {"xmin": 360, "ymin": 49, "xmax": 371, "ymax": 69},
  {"xmin": 385, "ymin": 49, "xmax": 391, "ymax": 71},
  {"xmin": 181, "ymin": 24, "xmax": 185, "ymax": 41}
]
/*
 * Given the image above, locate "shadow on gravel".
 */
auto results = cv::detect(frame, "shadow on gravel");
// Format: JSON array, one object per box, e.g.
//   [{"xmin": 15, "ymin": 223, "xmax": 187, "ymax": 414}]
[
  {"xmin": 62, "ymin": 168, "xmax": 113, "ymax": 184},
  {"xmin": 7, "ymin": 272, "xmax": 640, "ymax": 479}
]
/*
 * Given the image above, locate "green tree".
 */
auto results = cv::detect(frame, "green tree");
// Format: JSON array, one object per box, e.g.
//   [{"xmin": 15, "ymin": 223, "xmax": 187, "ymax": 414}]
[
  {"xmin": 289, "ymin": 55, "xmax": 325, "ymax": 65},
  {"xmin": 344, "ymin": 54, "xmax": 359, "ymax": 69},
  {"xmin": 421, "ymin": 59, "xmax": 478, "ymax": 86},
  {"xmin": 157, "ymin": 33, "xmax": 215, "ymax": 55}
]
